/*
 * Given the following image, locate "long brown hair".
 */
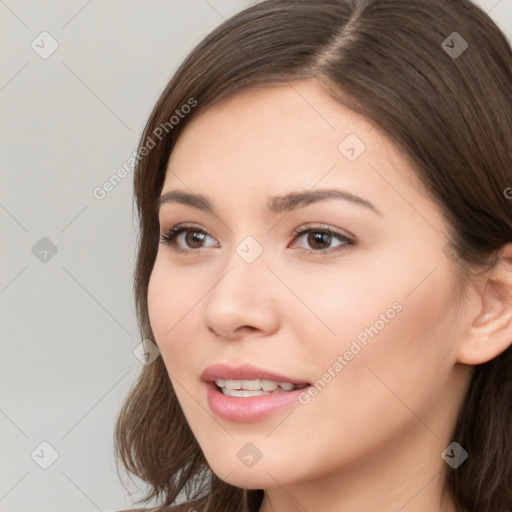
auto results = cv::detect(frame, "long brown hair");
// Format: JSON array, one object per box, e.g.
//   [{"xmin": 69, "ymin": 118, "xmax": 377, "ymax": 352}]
[{"xmin": 114, "ymin": 1, "xmax": 512, "ymax": 511}]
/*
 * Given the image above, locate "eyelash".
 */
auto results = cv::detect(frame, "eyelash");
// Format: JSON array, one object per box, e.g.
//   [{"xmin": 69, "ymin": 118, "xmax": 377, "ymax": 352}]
[{"xmin": 159, "ymin": 223, "xmax": 355, "ymax": 256}]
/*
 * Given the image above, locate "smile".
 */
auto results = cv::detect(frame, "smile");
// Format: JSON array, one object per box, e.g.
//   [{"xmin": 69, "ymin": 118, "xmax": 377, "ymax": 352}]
[
  {"xmin": 214, "ymin": 378, "xmax": 308, "ymax": 397},
  {"xmin": 201, "ymin": 364, "xmax": 312, "ymax": 422}
]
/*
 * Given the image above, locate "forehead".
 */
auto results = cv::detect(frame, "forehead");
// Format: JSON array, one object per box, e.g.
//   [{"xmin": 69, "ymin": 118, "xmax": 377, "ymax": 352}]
[
  {"xmin": 171, "ymin": 81, "xmax": 377, "ymax": 152},
  {"xmin": 163, "ymin": 80, "xmax": 430, "ymax": 214},
  {"xmin": 167, "ymin": 82, "xmax": 410, "ymax": 171}
]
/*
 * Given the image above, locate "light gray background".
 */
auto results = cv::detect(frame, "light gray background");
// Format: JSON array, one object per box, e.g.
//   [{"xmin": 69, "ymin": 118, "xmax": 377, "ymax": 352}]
[{"xmin": 1, "ymin": 1, "xmax": 511, "ymax": 511}]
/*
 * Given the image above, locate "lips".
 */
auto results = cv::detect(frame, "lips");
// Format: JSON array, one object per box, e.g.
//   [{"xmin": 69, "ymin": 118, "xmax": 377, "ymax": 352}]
[
  {"xmin": 200, "ymin": 363, "xmax": 310, "ymax": 386},
  {"xmin": 201, "ymin": 363, "xmax": 312, "ymax": 422}
]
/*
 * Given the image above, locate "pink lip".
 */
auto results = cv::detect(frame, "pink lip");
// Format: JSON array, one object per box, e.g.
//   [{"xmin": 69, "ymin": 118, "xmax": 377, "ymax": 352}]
[
  {"xmin": 200, "ymin": 363, "xmax": 309, "ymax": 384},
  {"xmin": 201, "ymin": 363, "xmax": 311, "ymax": 423}
]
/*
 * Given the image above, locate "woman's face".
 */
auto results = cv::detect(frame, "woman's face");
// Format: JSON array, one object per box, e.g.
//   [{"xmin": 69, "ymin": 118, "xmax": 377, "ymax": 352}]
[{"xmin": 147, "ymin": 81, "xmax": 473, "ymax": 495}]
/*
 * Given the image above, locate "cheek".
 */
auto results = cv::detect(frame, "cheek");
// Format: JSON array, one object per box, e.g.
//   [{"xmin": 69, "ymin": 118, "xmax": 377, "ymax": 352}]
[
  {"xmin": 323, "ymin": 271, "xmax": 459, "ymax": 431},
  {"xmin": 290, "ymin": 256, "xmax": 458, "ymax": 402},
  {"xmin": 271, "ymin": 259, "xmax": 403, "ymax": 364},
  {"xmin": 147, "ymin": 264, "xmax": 174, "ymax": 341},
  {"xmin": 147, "ymin": 260, "xmax": 197, "ymax": 357}
]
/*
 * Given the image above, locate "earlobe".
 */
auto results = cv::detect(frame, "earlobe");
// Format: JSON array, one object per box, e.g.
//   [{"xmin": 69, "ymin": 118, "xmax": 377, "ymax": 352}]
[{"xmin": 457, "ymin": 244, "xmax": 512, "ymax": 366}]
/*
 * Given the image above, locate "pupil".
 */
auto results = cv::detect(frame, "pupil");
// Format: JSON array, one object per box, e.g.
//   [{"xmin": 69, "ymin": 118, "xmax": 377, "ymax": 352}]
[
  {"xmin": 187, "ymin": 231, "xmax": 205, "ymax": 247},
  {"xmin": 309, "ymin": 232, "xmax": 331, "ymax": 249}
]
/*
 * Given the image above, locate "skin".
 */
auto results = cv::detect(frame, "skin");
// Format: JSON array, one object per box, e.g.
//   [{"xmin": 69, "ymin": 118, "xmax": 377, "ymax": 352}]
[{"xmin": 147, "ymin": 80, "xmax": 512, "ymax": 512}]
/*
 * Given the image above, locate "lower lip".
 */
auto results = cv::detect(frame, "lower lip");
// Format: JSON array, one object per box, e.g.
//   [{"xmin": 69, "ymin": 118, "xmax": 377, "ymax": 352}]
[{"xmin": 205, "ymin": 382, "xmax": 310, "ymax": 422}]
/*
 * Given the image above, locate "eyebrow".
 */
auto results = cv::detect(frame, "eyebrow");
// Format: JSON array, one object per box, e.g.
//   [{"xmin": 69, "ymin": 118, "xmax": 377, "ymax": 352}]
[{"xmin": 157, "ymin": 188, "xmax": 382, "ymax": 216}]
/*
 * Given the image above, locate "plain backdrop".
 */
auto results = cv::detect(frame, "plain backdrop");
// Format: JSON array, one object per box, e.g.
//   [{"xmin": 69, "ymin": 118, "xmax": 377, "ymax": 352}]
[{"xmin": 1, "ymin": 1, "xmax": 511, "ymax": 511}]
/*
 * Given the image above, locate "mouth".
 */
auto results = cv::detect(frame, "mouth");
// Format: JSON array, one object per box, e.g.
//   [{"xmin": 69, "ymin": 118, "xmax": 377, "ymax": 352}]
[
  {"xmin": 214, "ymin": 378, "xmax": 309, "ymax": 397},
  {"xmin": 201, "ymin": 363, "xmax": 312, "ymax": 422}
]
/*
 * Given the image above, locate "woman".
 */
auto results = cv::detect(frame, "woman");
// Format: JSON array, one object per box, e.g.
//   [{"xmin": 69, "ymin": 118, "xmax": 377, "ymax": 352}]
[{"xmin": 114, "ymin": 0, "xmax": 512, "ymax": 511}]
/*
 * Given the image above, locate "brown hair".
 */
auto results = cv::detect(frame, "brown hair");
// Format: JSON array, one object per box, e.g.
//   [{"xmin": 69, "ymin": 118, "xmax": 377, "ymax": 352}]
[{"xmin": 114, "ymin": 1, "xmax": 512, "ymax": 511}]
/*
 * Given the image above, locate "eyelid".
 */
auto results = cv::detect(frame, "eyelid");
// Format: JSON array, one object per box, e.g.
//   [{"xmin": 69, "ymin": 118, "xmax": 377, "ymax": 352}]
[
  {"xmin": 291, "ymin": 223, "xmax": 353, "ymax": 241},
  {"xmin": 290, "ymin": 224, "xmax": 354, "ymax": 254},
  {"xmin": 159, "ymin": 222, "xmax": 355, "ymax": 254},
  {"xmin": 159, "ymin": 223, "xmax": 218, "ymax": 252}
]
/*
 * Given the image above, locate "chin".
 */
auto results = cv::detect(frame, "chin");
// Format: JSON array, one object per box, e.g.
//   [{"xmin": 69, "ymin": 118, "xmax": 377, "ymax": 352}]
[
  {"xmin": 205, "ymin": 447, "xmax": 310, "ymax": 491},
  {"xmin": 210, "ymin": 465, "xmax": 278, "ymax": 490}
]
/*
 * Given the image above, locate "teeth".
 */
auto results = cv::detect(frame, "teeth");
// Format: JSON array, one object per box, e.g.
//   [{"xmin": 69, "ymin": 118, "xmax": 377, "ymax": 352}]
[
  {"xmin": 262, "ymin": 379, "xmax": 278, "ymax": 391},
  {"xmin": 223, "ymin": 388, "xmax": 271, "ymax": 397},
  {"xmin": 279, "ymin": 381, "xmax": 294, "ymax": 391},
  {"xmin": 242, "ymin": 379, "xmax": 262, "ymax": 391},
  {"xmin": 214, "ymin": 378, "xmax": 300, "ymax": 395},
  {"xmin": 224, "ymin": 379, "xmax": 241, "ymax": 390}
]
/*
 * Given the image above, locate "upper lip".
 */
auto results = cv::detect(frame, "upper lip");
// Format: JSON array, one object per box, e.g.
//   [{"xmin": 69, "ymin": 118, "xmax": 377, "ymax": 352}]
[{"xmin": 201, "ymin": 363, "xmax": 310, "ymax": 385}]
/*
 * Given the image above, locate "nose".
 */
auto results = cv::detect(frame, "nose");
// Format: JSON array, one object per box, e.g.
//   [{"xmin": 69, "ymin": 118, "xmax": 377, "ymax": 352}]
[{"xmin": 202, "ymin": 249, "xmax": 281, "ymax": 341}]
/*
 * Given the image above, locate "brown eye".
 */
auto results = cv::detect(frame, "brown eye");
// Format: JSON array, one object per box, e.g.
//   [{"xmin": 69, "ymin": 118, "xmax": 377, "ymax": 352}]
[
  {"xmin": 307, "ymin": 231, "xmax": 333, "ymax": 250},
  {"xmin": 185, "ymin": 231, "xmax": 207, "ymax": 248},
  {"xmin": 291, "ymin": 226, "xmax": 354, "ymax": 254},
  {"xmin": 160, "ymin": 225, "xmax": 219, "ymax": 252}
]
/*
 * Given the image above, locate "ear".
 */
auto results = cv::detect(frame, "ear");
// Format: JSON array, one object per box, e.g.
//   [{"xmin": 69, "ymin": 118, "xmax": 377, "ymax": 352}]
[{"xmin": 457, "ymin": 243, "xmax": 512, "ymax": 365}]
